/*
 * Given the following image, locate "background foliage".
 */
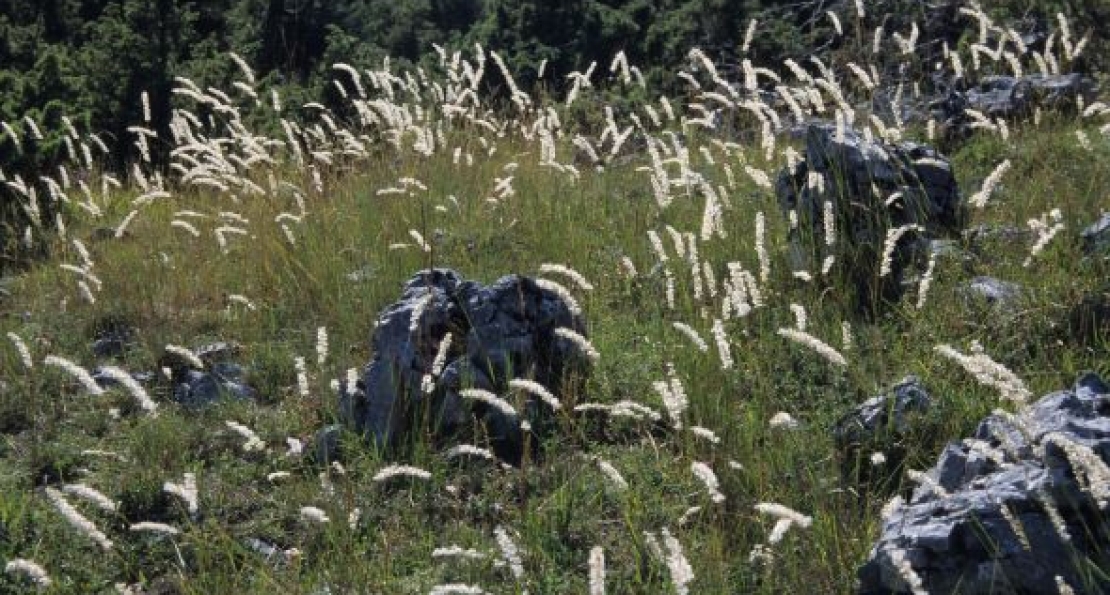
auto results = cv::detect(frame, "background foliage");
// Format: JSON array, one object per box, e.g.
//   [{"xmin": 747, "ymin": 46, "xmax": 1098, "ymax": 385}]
[{"xmin": 0, "ymin": 0, "xmax": 1106, "ymax": 268}]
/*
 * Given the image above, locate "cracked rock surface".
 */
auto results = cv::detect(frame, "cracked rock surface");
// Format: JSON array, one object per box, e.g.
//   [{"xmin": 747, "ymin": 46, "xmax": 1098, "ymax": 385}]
[
  {"xmin": 859, "ymin": 373, "xmax": 1110, "ymax": 594},
  {"xmin": 339, "ymin": 269, "xmax": 589, "ymax": 464}
]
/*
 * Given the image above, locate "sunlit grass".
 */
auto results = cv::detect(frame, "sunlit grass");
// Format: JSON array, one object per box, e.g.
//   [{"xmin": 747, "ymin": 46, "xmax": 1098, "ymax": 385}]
[{"xmin": 2, "ymin": 13, "xmax": 1110, "ymax": 593}]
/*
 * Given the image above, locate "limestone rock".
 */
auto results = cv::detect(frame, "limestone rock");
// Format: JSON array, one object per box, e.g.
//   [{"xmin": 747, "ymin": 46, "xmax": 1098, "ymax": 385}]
[
  {"xmin": 776, "ymin": 124, "xmax": 964, "ymax": 310},
  {"xmin": 338, "ymin": 269, "xmax": 589, "ymax": 464},
  {"xmin": 858, "ymin": 373, "xmax": 1110, "ymax": 594}
]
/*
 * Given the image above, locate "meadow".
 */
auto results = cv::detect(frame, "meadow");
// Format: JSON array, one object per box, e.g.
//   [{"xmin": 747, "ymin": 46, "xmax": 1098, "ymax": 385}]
[{"xmin": 2, "ymin": 2, "xmax": 1110, "ymax": 593}]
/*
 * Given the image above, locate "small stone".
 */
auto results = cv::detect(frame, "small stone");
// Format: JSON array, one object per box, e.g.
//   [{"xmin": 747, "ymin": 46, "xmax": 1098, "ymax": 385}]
[
  {"xmin": 1081, "ymin": 212, "xmax": 1110, "ymax": 257},
  {"xmin": 960, "ymin": 276, "xmax": 1022, "ymax": 308},
  {"xmin": 172, "ymin": 369, "xmax": 256, "ymax": 409},
  {"xmin": 89, "ymin": 318, "xmax": 135, "ymax": 359},
  {"xmin": 91, "ymin": 367, "xmax": 155, "ymax": 390},
  {"xmin": 312, "ymin": 425, "xmax": 343, "ymax": 464},
  {"xmin": 835, "ymin": 376, "xmax": 932, "ymax": 448},
  {"xmin": 193, "ymin": 341, "xmax": 242, "ymax": 366},
  {"xmin": 835, "ymin": 376, "xmax": 932, "ymax": 484}
]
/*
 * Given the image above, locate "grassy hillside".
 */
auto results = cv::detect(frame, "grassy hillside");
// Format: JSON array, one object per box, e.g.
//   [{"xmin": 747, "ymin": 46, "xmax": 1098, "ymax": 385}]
[{"xmin": 2, "ymin": 5, "xmax": 1109, "ymax": 594}]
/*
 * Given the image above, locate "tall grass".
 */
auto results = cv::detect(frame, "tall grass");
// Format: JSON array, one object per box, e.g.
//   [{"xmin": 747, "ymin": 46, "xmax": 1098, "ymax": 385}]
[{"xmin": 2, "ymin": 3, "xmax": 1110, "ymax": 593}]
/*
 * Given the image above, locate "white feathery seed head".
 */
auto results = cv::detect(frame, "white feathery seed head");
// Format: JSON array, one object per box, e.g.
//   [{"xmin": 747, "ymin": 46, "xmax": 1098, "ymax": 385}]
[
  {"xmin": 554, "ymin": 327, "xmax": 599, "ymax": 363},
  {"xmin": 316, "ymin": 326, "xmax": 328, "ymax": 365},
  {"xmin": 43, "ymin": 355, "xmax": 104, "ymax": 395},
  {"xmin": 661, "ymin": 528, "xmax": 694, "ymax": 595},
  {"xmin": 163, "ymin": 472, "xmax": 199, "ymax": 515},
  {"xmin": 494, "ymin": 526, "xmax": 525, "ymax": 580},
  {"xmin": 300, "ymin": 506, "xmax": 331, "ymax": 524},
  {"xmin": 44, "ymin": 487, "xmax": 113, "ymax": 550},
  {"xmin": 509, "ymin": 378, "xmax": 561, "ymax": 410},
  {"xmin": 372, "ymin": 464, "xmax": 432, "ymax": 483},
  {"xmin": 5, "ymin": 559, "xmax": 51, "ymax": 588},
  {"xmin": 97, "ymin": 365, "xmax": 158, "ymax": 413},
  {"xmin": 409, "ymin": 290, "xmax": 434, "ymax": 333},
  {"xmin": 444, "ymin": 444, "xmax": 495, "ymax": 461},
  {"xmin": 589, "ymin": 546, "xmax": 606, "ymax": 595},
  {"xmin": 539, "ymin": 263, "xmax": 594, "ymax": 292},
  {"xmin": 596, "ymin": 458, "xmax": 629, "ymax": 490},
  {"xmin": 769, "ymin": 411, "xmax": 800, "ymax": 430},
  {"xmin": 790, "ymin": 303, "xmax": 807, "ymax": 331},
  {"xmin": 969, "ymin": 159, "xmax": 1012, "ymax": 208},
  {"xmin": 754, "ymin": 502, "xmax": 813, "ymax": 528},
  {"xmin": 226, "ymin": 420, "xmax": 265, "ymax": 452},
  {"xmin": 536, "ymin": 278, "xmax": 582, "ymax": 317},
  {"xmin": 934, "ymin": 344, "xmax": 1031, "ymax": 404},
  {"xmin": 460, "ymin": 388, "xmax": 517, "ymax": 417},
  {"xmin": 839, "ymin": 319, "xmax": 856, "ymax": 353},
  {"xmin": 672, "ymin": 322, "xmax": 709, "ymax": 352},
  {"xmin": 690, "ymin": 426, "xmax": 721, "ymax": 444},
  {"xmin": 777, "ymin": 328, "xmax": 848, "ymax": 367},
  {"xmin": 130, "ymin": 522, "xmax": 181, "ymax": 536},
  {"xmin": 227, "ymin": 294, "xmax": 257, "ymax": 311},
  {"xmin": 430, "ymin": 585, "xmax": 487, "ymax": 595},
  {"xmin": 165, "ymin": 344, "xmax": 204, "ymax": 370},
  {"xmin": 7, "ymin": 331, "xmax": 33, "ymax": 369},
  {"xmin": 710, "ymin": 318, "xmax": 733, "ymax": 370},
  {"xmin": 691, "ymin": 461, "xmax": 725, "ymax": 503},
  {"xmin": 655, "ymin": 364, "xmax": 688, "ymax": 429},
  {"xmin": 61, "ymin": 483, "xmax": 118, "ymax": 513},
  {"xmin": 294, "ymin": 355, "xmax": 310, "ymax": 398},
  {"xmin": 432, "ymin": 545, "xmax": 489, "ymax": 561},
  {"xmin": 879, "ymin": 224, "xmax": 923, "ymax": 277}
]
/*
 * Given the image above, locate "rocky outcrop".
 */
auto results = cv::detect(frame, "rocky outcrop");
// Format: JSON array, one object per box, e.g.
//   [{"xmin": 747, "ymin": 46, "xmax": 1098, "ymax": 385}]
[
  {"xmin": 776, "ymin": 124, "xmax": 964, "ymax": 310},
  {"xmin": 338, "ymin": 269, "xmax": 589, "ymax": 465},
  {"xmin": 932, "ymin": 74, "xmax": 1099, "ymax": 138},
  {"xmin": 858, "ymin": 373, "xmax": 1110, "ymax": 594}
]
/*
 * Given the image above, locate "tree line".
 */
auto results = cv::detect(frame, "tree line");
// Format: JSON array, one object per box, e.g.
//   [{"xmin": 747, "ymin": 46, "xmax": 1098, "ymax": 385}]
[
  {"xmin": 2, "ymin": 0, "xmax": 1102, "ymax": 173},
  {"xmin": 0, "ymin": 0, "xmax": 1102, "ymax": 268}
]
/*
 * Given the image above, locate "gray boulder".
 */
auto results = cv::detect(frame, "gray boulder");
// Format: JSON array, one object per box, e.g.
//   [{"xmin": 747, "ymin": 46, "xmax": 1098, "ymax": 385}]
[
  {"xmin": 91, "ymin": 329, "xmax": 133, "ymax": 359},
  {"xmin": 91, "ymin": 367, "xmax": 156, "ymax": 389},
  {"xmin": 159, "ymin": 343, "xmax": 256, "ymax": 408},
  {"xmin": 339, "ymin": 269, "xmax": 588, "ymax": 465},
  {"xmin": 932, "ymin": 74, "xmax": 1098, "ymax": 138},
  {"xmin": 834, "ymin": 377, "xmax": 932, "ymax": 488},
  {"xmin": 858, "ymin": 373, "xmax": 1110, "ymax": 594},
  {"xmin": 89, "ymin": 316, "xmax": 137, "ymax": 359},
  {"xmin": 1081, "ymin": 213, "xmax": 1110, "ymax": 257},
  {"xmin": 312, "ymin": 424, "xmax": 343, "ymax": 465},
  {"xmin": 776, "ymin": 124, "xmax": 964, "ymax": 310},
  {"xmin": 837, "ymin": 377, "xmax": 933, "ymax": 441},
  {"xmin": 172, "ymin": 364, "xmax": 257, "ymax": 408},
  {"xmin": 960, "ymin": 276, "xmax": 1024, "ymax": 309}
]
